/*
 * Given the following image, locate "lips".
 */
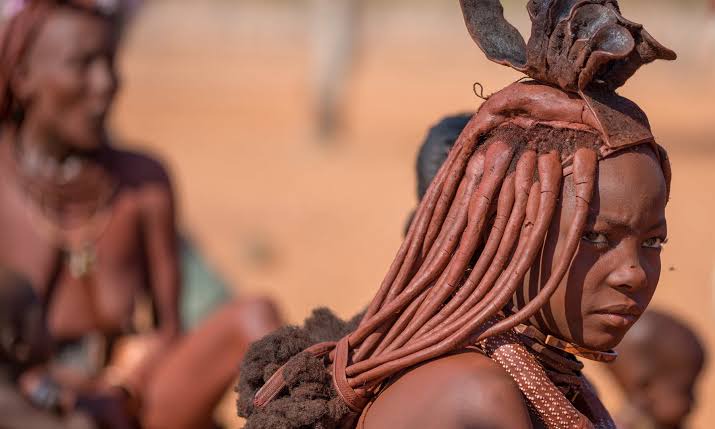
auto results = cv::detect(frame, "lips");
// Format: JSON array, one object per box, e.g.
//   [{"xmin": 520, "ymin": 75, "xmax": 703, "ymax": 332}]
[{"xmin": 591, "ymin": 303, "xmax": 644, "ymax": 328}]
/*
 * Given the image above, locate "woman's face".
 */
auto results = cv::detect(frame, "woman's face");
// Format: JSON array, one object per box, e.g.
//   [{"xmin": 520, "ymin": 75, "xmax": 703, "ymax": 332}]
[
  {"xmin": 529, "ymin": 146, "xmax": 668, "ymax": 351},
  {"xmin": 13, "ymin": 7, "xmax": 119, "ymax": 150}
]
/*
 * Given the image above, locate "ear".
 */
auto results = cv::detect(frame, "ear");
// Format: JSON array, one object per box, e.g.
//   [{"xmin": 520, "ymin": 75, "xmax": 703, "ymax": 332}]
[
  {"xmin": 460, "ymin": 0, "xmax": 527, "ymax": 70},
  {"xmin": 9, "ymin": 57, "xmax": 35, "ymax": 106}
]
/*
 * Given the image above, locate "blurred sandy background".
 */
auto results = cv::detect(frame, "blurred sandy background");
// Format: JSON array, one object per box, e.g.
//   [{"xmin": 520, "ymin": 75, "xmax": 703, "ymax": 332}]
[{"xmin": 111, "ymin": 0, "xmax": 714, "ymax": 427}]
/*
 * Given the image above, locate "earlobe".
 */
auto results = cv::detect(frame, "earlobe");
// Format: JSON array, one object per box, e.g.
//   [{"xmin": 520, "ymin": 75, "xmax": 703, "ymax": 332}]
[{"xmin": 9, "ymin": 59, "xmax": 33, "ymax": 106}]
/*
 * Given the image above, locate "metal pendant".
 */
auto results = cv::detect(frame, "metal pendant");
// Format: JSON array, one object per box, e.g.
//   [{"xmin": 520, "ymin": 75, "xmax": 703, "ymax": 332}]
[{"xmin": 68, "ymin": 244, "xmax": 96, "ymax": 279}]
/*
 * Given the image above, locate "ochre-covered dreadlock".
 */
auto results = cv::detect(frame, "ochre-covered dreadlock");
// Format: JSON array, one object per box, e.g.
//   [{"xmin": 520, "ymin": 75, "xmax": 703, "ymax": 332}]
[{"xmin": 238, "ymin": 1, "xmax": 675, "ymax": 428}]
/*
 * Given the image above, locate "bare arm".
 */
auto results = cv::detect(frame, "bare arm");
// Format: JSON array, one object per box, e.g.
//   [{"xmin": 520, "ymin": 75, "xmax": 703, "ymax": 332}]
[
  {"xmin": 361, "ymin": 352, "xmax": 532, "ymax": 429},
  {"xmin": 139, "ymin": 178, "xmax": 181, "ymax": 340},
  {"xmin": 118, "ymin": 158, "xmax": 181, "ymax": 395}
]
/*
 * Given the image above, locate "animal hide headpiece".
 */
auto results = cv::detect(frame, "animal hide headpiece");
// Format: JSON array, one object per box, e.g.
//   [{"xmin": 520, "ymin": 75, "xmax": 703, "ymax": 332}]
[{"xmin": 460, "ymin": 0, "xmax": 675, "ymax": 149}]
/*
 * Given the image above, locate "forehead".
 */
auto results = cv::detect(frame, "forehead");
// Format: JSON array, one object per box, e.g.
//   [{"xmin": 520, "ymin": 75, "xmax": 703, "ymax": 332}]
[
  {"xmin": 565, "ymin": 146, "xmax": 667, "ymax": 230},
  {"xmin": 28, "ymin": 7, "xmax": 116, "ymax": 62}
]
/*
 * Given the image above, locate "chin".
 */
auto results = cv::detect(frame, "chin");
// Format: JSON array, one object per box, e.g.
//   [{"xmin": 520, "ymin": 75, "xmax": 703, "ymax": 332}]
[
  {"xmin": 579, "ymin": 314, "xmax": 638, "ymax": 350},
  {"xmin": 580, "ymin": 329, "xmax": 627, "ymax": 351},
  {"xmin": 62, "ymin": 116, "xmax": 107, "ymax": 151},
  {"xmin": 66, "ymin": 130, "xmax": 104, "ymax": 152}
]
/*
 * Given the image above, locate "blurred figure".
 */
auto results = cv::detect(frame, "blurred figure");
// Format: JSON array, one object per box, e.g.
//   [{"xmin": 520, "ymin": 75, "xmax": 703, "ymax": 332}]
[
  {"xmin": 607, "ymin": 311, "xmax": 706, "ymax": 429},
  {"xmin": 0, "ymin": 267, "xmax": 133, "ymax": 429},
  {"xmin": 415, "ymin": 114, "xmax": 472, "ymax": 201},
  {"xmin": 311, "ymin": 0, "xmax": 362, "ymax": 141},
  {"xmin": 404, "ymin": 113, "xmax": 471, "ymax": 234},
  {"xmin": 703, "ymin": 0, "xmax": 715, "ymax": 64},
  {"xmin": 0, "ymin": 1, "xmax": 281, "ymax": 428}
]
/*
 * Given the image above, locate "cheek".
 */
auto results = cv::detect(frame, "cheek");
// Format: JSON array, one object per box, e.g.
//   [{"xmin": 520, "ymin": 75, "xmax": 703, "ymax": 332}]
[
  {"xmin": 536, "ymin": 216, "xmax": 598, "ymax": 336},
  {"xmin": 538, "ymin": 235, "xmax": 613, "ymax": 344},
  {"xmin": 552, "ymin": 246, "xmax": 605, "ymax": 332},
  {"xmin": 535, "ymin": 209, "xmax": 572, "ymax": 324},
  {"xmin": 643, "ymin": 251, "xmax": 662, "ymax": 290},
  {"xmin": 574, "ymin": 249, "xmax": 612, "ymax": 300},
  {"xmin": 44, "ymin": 73, "xmax": 98, "ymax": 143},
  {"xmin": 37, "ymin": 66, "xmax": 87, "ymax": 115}
]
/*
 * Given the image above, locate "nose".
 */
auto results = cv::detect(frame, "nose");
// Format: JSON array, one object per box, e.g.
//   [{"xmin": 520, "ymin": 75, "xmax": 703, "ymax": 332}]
[{"xmin": 604, "ymin": 240, "xmax": 648, "ymax": 292}]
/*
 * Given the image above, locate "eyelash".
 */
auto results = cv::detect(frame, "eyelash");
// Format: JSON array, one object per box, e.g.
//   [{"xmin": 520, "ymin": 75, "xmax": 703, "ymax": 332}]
[
  {"xmin": 642, "ymin": 237, "xmax": 668, "ymax": 250},
  {"xmin": 582, "ymin": 231, "xmax": 609, "ymax": 249},
  {"xmin": 581, "ymin": 232, "xmax": 668, "ymax": 250}
]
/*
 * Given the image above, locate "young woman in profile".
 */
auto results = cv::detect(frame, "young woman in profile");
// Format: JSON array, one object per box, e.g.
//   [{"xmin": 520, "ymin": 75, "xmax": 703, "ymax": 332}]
[{"xmin": 237, "ymin": 1, "xmax": 677, "ymax": 428}]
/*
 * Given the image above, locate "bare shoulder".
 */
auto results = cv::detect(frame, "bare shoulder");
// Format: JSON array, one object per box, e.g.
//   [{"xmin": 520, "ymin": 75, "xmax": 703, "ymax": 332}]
[
  {"xmin": 109, "ymin": 146, "xmax": 172, "ymax": 188},
  {"xmin": 109, "ymin": 146, "xmax": 174, "ymax": 214},
  {"xmin": 360, "ymin": 351, "xmax": 532, "ymax": 429}
]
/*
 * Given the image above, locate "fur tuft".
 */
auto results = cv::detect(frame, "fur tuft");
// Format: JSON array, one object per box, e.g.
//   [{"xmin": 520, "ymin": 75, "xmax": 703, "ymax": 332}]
[{"xmin": 237, "ymin": 308, "xmax": 361, "ymax": 428}]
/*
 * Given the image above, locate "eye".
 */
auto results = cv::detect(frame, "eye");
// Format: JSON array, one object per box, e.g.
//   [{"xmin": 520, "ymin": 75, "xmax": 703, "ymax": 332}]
[
  {"xmin": 582, "ymin": 231, "xmax": 609, "ymax": 247},
  {"xmin": 66, "ymin": 52, "xmax": 93, "ymax": 69},
  {"xmin": 642, "ymin": 237, "xmax": 667, "ymax": 250},
  {"xmin": 65, "ymin": 56, "xmax": 86, "ymax": 72}
]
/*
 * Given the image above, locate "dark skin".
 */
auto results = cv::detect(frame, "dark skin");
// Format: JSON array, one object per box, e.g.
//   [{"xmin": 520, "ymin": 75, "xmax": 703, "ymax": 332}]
[
  {"xmin": 0, "ymin": 270, "xmax": 53, "ymax": 372},
  {"xmin": 361, "ymin": 147, "xmax": 668, "ymax": 429},
  {"xmin": 531, "ymin": 146, "xmax": 668, "ymax": 351},
  {"xmin": 1, "ymin": 269, "xmax": 132, "ymax": 429},
  {"xmin": 0, "ymin": 7, "xmax": 281, "ymax": 429},
  {"xmin": 0, "ymin": 5, "xmax": 179, "ymax": 392},
  {"xmin": 608, "ymin": 311, "xmax": 705, "ymax": 429}
]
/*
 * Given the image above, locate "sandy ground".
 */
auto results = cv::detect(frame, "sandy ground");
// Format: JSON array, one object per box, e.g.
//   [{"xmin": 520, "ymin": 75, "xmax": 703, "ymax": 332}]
[{"xmin": 112, "ymin": 1, "xmax": 715, "ymax": 426}]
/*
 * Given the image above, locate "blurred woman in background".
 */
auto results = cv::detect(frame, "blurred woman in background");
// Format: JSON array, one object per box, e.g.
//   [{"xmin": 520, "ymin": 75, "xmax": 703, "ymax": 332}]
[
  {"xmin": 0, "ymin": 1, "xmax": 281, "ymax": 428},
  {"xmin": 311, "ymin": 0, "xmax": 362, "ymax": 141}
]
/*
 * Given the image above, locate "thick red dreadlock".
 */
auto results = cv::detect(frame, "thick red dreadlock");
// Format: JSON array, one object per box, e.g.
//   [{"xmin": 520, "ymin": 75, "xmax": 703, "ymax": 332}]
[{"xmin": 239, "ymin": 1, "xmax": 675, "ymax": 428}]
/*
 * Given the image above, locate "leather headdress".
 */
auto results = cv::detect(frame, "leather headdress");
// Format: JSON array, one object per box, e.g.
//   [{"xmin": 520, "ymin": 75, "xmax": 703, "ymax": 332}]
[{"xmin": 460, "ymin": 0, "xmax": 675, "ymax": 150}]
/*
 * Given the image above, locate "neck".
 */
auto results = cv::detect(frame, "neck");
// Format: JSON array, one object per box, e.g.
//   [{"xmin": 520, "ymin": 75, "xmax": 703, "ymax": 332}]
[
  {"xmin": 7, "ymin": 123, "xmax": 109, "ymax": 184},
  {"xmin": 17, "ymin": 121, "xmax": 76, "ymax": 163},
  {"xmin": 515, "ymin": 323, "xmax": 618, "ymax": 363},
  {"xmin": 14, "ymin": 115, "xmax": 105, "ymax": 165}
]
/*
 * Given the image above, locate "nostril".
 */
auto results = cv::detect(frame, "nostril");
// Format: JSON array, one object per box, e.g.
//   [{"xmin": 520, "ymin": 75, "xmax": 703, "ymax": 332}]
[{"xmin": 618, "ymin": 283, "xmax": 633, "ymax": 291}]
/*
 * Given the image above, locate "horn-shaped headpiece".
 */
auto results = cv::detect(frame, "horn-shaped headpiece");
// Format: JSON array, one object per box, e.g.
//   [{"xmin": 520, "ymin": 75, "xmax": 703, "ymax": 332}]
[{"xmin": 460, "ymin": 0, "xmax": 676, "ymax": 149}]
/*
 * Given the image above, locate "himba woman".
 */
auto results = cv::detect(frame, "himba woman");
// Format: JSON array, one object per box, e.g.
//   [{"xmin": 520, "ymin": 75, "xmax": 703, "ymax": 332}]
[
  {"xmin": 237, "ymin": 0, "xmax": 676, "ymax": 428},
  {"xmin": 0, "ymin": 1, "xmax": 282, "ymax": 428}
]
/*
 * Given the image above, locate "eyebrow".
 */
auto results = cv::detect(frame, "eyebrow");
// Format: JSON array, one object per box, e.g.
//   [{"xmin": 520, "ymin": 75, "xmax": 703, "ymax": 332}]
[
  {"xmin": 594, "ymin": 215, "xmax": 667, "ymax": 232},
  {"xmin": 645, "ymin": 219, "xmax": 668, "ymax": 232}
]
